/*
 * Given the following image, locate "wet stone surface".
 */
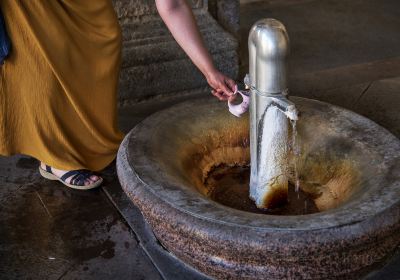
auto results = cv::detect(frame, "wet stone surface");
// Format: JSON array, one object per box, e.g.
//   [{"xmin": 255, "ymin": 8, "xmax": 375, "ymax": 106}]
[{"xmin": 0, "ymin": 156, "xmax": 162, "ymax": 280}]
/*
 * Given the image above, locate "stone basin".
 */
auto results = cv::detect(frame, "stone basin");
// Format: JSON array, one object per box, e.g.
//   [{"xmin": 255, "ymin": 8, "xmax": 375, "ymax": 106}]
[{"xmin": 117, "ymin": 96, "xmax": 400, "ymax": 279}]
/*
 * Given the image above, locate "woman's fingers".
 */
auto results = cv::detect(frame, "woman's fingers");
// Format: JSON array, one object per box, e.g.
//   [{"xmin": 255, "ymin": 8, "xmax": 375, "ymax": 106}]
[
  {"xmin": 212, "ymin": 89, "xmax": 230, "ymax": 101},
  {"xmin": 225, "ymin": 78, "xmax": 237, "ymax": 93},
  {"xmin": 226, "ymin": 78, "xmax": 238, "ymax": 102},
  {"xmin": 211, "ymin": 89, "xmax": 224, "ymax": 101},
  {"xmin": 221, "ymin": 77, "xmax": 235, "ymax": 95},
  {"xmin": 220, "ymin": 82, "xmax": 233, "ymax": 97},
  {"xmin": 207, "ymin": 70, "xmax": 237, "ymax": 101}
]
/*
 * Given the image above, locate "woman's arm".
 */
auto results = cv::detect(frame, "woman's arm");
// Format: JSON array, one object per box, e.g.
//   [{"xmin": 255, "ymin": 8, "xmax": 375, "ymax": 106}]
[{"xmin": 155, "ymin": 0, "xmax": 236, "ymax": 101}]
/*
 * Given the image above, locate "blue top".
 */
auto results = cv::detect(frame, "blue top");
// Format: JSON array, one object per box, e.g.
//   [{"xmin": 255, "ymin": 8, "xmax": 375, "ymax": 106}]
[{"xmin": 0, "ymin": 8, "xmax": 11, "ymax": 64}]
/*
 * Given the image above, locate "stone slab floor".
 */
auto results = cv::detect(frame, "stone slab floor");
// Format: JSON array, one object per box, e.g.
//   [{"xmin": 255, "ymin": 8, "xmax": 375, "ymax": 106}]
[{"xmin": 1, "ymin": 0, "xmax": 400, "ymax": 279}]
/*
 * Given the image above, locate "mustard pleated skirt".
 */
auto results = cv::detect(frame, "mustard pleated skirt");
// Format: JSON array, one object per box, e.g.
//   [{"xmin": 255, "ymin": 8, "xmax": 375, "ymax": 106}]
[{"xmin": 0, "ymin": 1, "xmax": 125, "ymax": 171}]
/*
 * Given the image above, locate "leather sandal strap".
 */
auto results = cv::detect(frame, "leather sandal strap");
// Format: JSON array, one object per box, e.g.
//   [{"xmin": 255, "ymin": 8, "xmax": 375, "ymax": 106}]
[
  {"xmin": 69, "ymin": 170, "xmax": 95, "ymax": 186},
  {"xmin": 53, "ymin": 169, "xmax": 96, "ymax": 186},
  {"xmin": 45, "ymin": 165, "xmax": 52, "ymax": 173},
  {"xmin": 60, "ymin": 170, "xmax": 81, "ymax": 182},
  {"xmin": 70, "ymin": 173, "xmax": 82, "ymax": 185},
  {"xmin": 72, "ymin": 173, "xmax": 88, "ymax": 186}
]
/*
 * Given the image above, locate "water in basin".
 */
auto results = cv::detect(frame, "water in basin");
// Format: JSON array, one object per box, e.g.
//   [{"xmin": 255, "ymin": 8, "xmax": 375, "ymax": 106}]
[{"xmin": 206, "ymin": 165, "xmax": 319, "ymax": 215}]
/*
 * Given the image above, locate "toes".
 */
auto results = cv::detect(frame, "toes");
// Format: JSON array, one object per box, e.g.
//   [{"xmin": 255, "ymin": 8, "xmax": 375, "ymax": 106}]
[
  {"xmin": 90, "ymin": 175, "xmax": 99, "ymax": 182},
  {"xmin": 87, "ymin": 175, "xmax": 101, "ymax": 184},
  {"xmin": 49, "ymin": 168, "xmax": 101, "ymax": 187}
]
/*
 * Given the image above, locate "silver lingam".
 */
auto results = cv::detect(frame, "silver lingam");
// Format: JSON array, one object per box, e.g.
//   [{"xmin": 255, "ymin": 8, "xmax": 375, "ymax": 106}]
[{"xmin": 248, "ymin": 19, "xmax": 298, "ymax": 208}]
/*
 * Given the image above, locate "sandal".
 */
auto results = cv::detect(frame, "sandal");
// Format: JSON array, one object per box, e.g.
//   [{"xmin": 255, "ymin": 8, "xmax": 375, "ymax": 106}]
[{"xmin": 38, "ymin": 164, "xmax": 103, "ymax": 190}]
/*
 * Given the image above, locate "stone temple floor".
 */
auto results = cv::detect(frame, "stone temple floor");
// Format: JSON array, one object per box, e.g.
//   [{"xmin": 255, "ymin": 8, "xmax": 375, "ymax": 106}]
[{"xmin": 1, "ymin": 0, "xmax": 400, "ymax": 279}]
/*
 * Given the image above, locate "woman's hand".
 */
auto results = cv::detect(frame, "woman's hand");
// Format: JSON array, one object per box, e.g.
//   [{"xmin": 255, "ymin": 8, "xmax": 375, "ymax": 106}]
[{"xmin": 206, "ymin": 69, "xmax": 237, "ymax": 101}]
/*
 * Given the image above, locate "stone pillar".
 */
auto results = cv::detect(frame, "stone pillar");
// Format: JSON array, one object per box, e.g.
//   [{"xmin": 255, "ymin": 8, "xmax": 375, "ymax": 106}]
[{"xmin": 112, "ymin": 0, "xmax": 239, "ymax": 105}]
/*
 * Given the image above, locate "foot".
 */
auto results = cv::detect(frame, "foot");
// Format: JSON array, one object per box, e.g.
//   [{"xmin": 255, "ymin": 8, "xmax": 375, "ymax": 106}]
[{"xmin": 40, "ymin": 162, "xmax": 101, "ymax": 186}]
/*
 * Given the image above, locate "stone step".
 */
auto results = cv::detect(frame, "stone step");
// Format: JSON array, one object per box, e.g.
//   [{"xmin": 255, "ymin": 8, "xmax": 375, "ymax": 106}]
[
  {"xmin": 113, "ymin": 0, "xmax": 206, "ymax": 22},
  {"xmin": 119, "ymin": 11, "xmax": 238, "ymax": 102},
  {"xmin": 121, "ymin": 12, "xmax": 213, "ymax": 42},
  {"xmin": 119, "ymin": 50, "xmax": 238, "ymax": 103},
  {"xmin": 120, "ymin": 11, "xmax": 237, "ymax": 66}
]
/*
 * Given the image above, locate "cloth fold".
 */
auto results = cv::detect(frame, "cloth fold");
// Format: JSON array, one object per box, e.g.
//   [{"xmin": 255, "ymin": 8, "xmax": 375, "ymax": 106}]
[{"xmin": 0, "ymin": 0, "xmax": 124, "ymax": 171}]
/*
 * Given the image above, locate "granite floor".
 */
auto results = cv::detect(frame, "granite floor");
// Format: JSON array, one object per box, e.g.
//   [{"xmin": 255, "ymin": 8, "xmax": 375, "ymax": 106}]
[{"xmin": 1, "ymin": 0, "xmax": 400, "ymax": 279}]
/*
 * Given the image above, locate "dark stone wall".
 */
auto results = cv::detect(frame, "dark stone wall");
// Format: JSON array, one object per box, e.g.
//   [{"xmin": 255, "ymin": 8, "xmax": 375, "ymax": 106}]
[
  {"xmin": 112, "ymin": 0, "xmax": 239, "ymax": 104},
  {"xmin": 209, "ymin": 0, "xmax": 240, "ymax": 38}
]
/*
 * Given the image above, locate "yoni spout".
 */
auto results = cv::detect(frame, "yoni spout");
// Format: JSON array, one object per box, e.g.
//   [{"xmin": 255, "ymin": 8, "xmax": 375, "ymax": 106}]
[{"xmin": 248, "ymin": 18, "xmax": 297, "ymax": 209}]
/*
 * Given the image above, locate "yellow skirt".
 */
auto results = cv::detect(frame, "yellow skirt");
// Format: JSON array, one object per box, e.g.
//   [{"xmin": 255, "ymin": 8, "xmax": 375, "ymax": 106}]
[{"xmin": 0, "ymin": 1, "xmax": 125, "ymax": 171}]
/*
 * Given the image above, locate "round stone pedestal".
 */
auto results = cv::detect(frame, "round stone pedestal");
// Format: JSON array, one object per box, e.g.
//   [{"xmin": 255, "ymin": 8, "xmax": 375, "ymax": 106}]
[{"xmin": 117, "ymin": 97, "xmax": 400, "ymax": 279}]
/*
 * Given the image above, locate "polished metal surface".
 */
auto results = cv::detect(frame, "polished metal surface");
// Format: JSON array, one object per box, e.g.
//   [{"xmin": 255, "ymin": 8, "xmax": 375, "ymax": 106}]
[
  {"xmin": 248, "ymin": 19, "xmax": 298, "ymax": 207},
  {"xmin": 248, "ymin": 18, "xmax": 289, "ymax": 94}
]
